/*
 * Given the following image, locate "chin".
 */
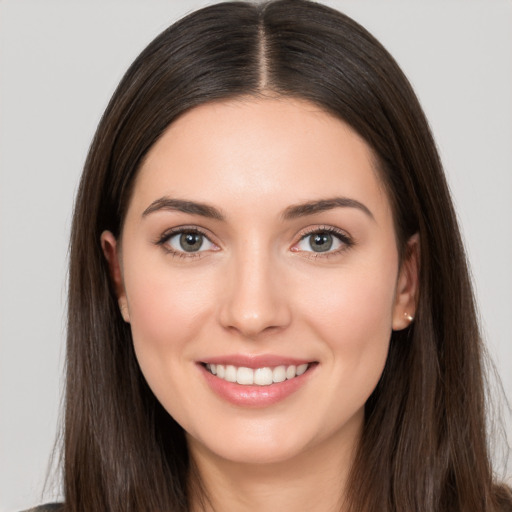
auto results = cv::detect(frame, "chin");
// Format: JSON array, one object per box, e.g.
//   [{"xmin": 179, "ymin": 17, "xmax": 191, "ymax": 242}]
[
  {"xmin": 185, "ymin": 414, "xmax": 357, "ymax": 468},
  {"xmin": 193, "ymin": 435, "xmax": 309, "ymax": 466}
]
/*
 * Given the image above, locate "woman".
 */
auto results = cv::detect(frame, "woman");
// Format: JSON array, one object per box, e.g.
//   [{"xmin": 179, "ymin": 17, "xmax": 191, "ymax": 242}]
[{"xmin": 26, "ymin": 0, "xmax": 511, "ymax": 511}]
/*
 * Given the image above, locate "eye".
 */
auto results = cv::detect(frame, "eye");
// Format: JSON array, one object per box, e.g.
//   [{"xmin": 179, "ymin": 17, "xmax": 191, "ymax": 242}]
[
  {"xmin": 294, "ymin": 227, "xmax": 352, "ymax": 254},
  {"xmin": 168, "ymin": 231, "xmax": 214, "ymax": 253},
  {"xmin": 159, "ymin": 228, "xmax": 217, "ymax": 255}
]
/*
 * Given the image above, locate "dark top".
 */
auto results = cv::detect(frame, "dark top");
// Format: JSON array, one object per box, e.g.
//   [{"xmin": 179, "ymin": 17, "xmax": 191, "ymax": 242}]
[{"xmin": 21, "ymin": 505, "xmax": 63, "ymax": 512}]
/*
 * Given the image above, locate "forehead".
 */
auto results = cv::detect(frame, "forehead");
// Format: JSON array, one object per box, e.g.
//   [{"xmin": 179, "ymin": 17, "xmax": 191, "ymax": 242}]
[{"xmin": 130, "ymin": 97, "xmax": 390, "ymax": 222}]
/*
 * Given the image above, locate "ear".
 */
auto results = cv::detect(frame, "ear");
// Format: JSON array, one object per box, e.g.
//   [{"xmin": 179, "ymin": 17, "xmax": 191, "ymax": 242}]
[
  {"xmin": 100, "ymin": 230, "xmax": 130, "ymax": 323},
  {"xmin": 392, "ymin": 233, "xmax": 420, "ymax": 331}
]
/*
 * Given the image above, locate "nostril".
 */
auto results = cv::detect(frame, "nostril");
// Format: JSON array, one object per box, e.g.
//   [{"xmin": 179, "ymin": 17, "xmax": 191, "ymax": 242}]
[{"xmin": 218, "ymin": 298, "xmax": 292, "ymax": 338}]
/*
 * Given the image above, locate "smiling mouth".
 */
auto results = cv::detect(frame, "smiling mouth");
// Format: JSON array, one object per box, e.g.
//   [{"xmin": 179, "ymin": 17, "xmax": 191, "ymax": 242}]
[{"xmin": 203, "ymin": 363, "xmax": 312, "ymax": 386}]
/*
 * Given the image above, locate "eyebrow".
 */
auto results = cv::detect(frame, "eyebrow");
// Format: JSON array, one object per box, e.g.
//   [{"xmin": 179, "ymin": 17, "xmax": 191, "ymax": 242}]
[
  {"xmin": 142, "ymin": 195, "xmax": 374, "ymax": 222},
  {"xmin": 142, "ymin": 197, "xmax": 225, "ymax": 220},
  {"xmin": 282, "ymin": 197, "xmax": 374, "ymax": 221}
]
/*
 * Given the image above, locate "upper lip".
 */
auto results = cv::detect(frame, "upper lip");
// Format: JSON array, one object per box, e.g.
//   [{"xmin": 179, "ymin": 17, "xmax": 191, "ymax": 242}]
[{"xmin": 200, "ymin": 354, "xmax": 315, "ymax": 369}]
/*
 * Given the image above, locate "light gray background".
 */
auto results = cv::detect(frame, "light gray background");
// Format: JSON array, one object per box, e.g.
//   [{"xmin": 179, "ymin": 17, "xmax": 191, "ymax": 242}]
[{"xmin": 0, "ymin": 1, "xmax": 511, "ymax": 510}]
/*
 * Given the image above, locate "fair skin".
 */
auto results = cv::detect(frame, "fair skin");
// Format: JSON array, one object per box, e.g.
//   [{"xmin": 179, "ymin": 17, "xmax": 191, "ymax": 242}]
[{"xmin": 102, "ymin": 97, "xmax": 419, "ymax": 512}]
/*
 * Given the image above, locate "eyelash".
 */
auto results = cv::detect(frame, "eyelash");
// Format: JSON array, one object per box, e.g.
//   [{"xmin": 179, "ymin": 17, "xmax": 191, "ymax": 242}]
[
  {"xmin": 295, "ymin": 225, "xmax": 354, "ymax": 259},
  {"xmin": 155, "ymin": 226, "xmax": 214, "ymax": 259},
  {"xmin": 155, "ymin": 225, "xmax": 354, "ymax": 259}
]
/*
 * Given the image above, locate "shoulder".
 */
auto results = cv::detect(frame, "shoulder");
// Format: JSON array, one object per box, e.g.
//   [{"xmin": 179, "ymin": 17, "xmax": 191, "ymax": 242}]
[{"xmin": 20, "ymin": 505, "xmax": 63, "ymax": 512}]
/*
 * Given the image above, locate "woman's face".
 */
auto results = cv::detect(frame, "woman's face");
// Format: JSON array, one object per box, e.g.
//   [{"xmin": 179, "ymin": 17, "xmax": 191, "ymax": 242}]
[{"xmin": 102, "ymin": 97, "xmax": 418, "ymax": 466}]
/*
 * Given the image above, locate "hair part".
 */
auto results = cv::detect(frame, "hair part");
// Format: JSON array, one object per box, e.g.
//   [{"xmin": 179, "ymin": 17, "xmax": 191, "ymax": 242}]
[{"xmin": 64, "ymin": 1, "xmax": 511, "ymax": 511}]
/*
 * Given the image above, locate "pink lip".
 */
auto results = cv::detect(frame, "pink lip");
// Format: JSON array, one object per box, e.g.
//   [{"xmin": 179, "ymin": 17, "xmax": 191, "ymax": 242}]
[
  {"xmin": 198, "ymin": 360, "xmax": 317, "ymax": 408},
  {"xmin": 200, "ymin": 354, "xmax": 312, "ymax": 369}
]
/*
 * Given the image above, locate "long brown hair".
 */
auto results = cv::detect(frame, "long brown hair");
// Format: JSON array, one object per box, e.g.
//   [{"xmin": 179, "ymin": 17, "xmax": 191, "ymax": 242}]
[{"xmin": 65, "ymin": 1, "xmax": 511, "ymax": 510}]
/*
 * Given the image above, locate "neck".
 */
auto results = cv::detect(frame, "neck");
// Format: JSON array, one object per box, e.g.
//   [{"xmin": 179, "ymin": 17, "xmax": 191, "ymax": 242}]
[{"xmin": 187, "ymin": 417, "xmax": 361, "ymax": 512}]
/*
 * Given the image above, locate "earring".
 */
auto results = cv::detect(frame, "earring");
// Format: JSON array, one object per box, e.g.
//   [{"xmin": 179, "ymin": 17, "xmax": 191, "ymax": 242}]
[
  {"xmin": 404, "ymin": 312, "xmax": 414, "ymax": 322},
  {"xmin": 119, "ymin": 300, "xmax": 130, "ymax": 322}
]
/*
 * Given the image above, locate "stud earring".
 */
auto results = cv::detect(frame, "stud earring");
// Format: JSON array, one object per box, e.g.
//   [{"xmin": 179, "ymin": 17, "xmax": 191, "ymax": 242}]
[
  {"xmin": 119, "ymin": 300, "xmax": 130, "ymax": 322},
  {"xmin": 404, "ymin": 312, "xmax": 414, "ymax": 322}
]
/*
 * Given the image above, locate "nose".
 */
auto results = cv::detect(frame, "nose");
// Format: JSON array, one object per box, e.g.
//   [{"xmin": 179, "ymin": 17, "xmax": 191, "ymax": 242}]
[{"xmin": 218, "ymin": 247, "xmax": 292, "ymax": 339}]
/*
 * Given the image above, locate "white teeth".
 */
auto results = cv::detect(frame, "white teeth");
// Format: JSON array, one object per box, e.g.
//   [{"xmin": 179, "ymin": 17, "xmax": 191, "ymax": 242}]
[
  {"xmin": 205, "ymin": 363, "xmax": 310, "ymax": 386},
  {"xmin": 236, "ymin": 367, "xmax": 254, "ymax": 385},
  {"xmin": 225, "ymin": 365, "xmax": 237, "ymax": 383},
  {"xmin": 286, "ymin": 365, "xmax": 296, "ymax": 380},
  {"xmin": 272, "ymin": 365, "xmax": 286, "ymax": 383},
  {"xmin": 254, "ymin": 367, "xmax": 273, "ymax": 385},
  {"xmin": 296, "ymin": 363, "xmax": 308, "ymax": 376}
]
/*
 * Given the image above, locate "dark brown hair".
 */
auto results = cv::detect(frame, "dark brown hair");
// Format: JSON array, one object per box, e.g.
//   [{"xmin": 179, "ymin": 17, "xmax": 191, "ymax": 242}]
[{"xmin": 65, "ymin": 1, "xmax": 511, "ymax": 511}]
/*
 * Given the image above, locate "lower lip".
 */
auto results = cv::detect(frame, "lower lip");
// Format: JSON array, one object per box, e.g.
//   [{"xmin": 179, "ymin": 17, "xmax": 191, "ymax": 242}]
[{"xmin": 199, "ymin": 364, "xmax": 316, "ymax": 407}]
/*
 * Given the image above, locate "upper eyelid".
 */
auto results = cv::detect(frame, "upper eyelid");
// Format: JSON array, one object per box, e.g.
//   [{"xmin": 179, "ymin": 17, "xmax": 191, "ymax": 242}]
[
  {"xmin": 157, "ymin": 224, "xmax": 350, "ymax": 237},
  {"xmin": 157, "ymin": 225, "xmax": 215, "ymax": 243},
  {"xmin": 296, "ymin": 225, "xmax": 352, "ymax": 241},
  {"xmin": 299, "ymin": 225, "xmax": 347, "ymax": 235},
  {"xmin": 155, "ymin": 224, "xmax": 353, "ymax": 251},
  {"xmin": 156, "ymin": 227, "xmax": 217, "ymax": 258}
]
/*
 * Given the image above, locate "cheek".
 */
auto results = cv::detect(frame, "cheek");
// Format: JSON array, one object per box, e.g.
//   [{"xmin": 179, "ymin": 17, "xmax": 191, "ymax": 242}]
[
  {"xmin": 305, "ymin": 254, "xmax": 397, "ymax": 337},
  {"xmin": 301, "ymin": 254, "xmax": 398, "ymax": 398},
  {"xmin": 122, "ymin": 257, "xmax": 216, "ymax": 378},
  {"xmin": 122, "ymin": 260, "xmax": 222, "ymax": 431}
]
